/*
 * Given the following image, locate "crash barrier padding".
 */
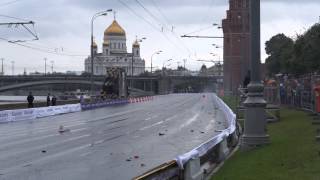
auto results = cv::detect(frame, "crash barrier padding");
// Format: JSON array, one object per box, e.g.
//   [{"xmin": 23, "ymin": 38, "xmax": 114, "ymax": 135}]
[
  {"xmin": 134, "ymin": 94, "xmax": 237, "ymax": 179},
  {"xmin": 175, "ymin": 94, "xmax": 236, "ymax": 168},
  {"xmin": 0, "ymin": 103, "xmax": 82, "ymax": 123},
  {"xmin": 81, "ymin": 99, "xmax": 129, "ymax": 111},
  {"xmin": 81, "ymin": 96, "xmax": 154, "ymax": 111}
]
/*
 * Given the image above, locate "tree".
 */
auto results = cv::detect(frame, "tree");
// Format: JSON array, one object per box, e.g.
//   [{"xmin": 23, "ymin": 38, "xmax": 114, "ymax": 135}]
[
  {"xmin": 265, "ymin": 33, "xmax": 294, "ymax": 75},
  {"xmin": 293, "ymin": 24, "xmax": 320, "ymax": 75}
]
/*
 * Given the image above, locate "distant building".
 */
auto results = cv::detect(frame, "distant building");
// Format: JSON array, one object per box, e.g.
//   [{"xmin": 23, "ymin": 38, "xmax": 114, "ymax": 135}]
[
  {"xmin": 222, "ymin": 0, "xmax": 250, "ymax": 94},
  {"xmin": 206, "ymin": 64, "xmax": 224, "ymax": 76},
  {"xmin": 84, "ymin": 18, "xmax": 145, "ymax": 76}
]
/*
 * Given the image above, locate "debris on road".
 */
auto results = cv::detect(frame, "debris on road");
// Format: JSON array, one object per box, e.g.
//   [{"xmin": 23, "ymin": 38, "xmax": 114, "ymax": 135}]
[
  {"xmin": 140, "ymin": 163, "xmax": 145, "ymax": 167},
  {"xmin": 134, "ymin": 155, "xmax": 139, "ymax": 159},
  {"xmin": 158, "ymin": 132, "xmax": 165, "ymax": 136},
  {"xmin": 190, "ymin": 129, "xmax": 194, "ymax": 133},
  {"xmin": 200, "ymin": 131, "xmax": 205, "ymax": 134},
  {"xmin": 41, "ymin": 150, "xmax": 47, "ymax": 153},
  {"xmin": 126, "ymin": 158, "xmax": 132, "ymax": 162},
  {"xmin": 59, "ymin": 125, "xmax": 70, "ymax": 134}
]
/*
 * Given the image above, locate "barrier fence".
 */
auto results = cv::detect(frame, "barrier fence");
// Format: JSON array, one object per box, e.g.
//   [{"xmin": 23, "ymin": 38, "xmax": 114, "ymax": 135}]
[
  {"xmin": 0, "ymin": 96, "xmax": 155, "ymax": 124},
  {"xmin": 0, "ymin": 103, "xmax": 82, "ymax": 123},
  {"xmin": 133, "ymin": 94, "xmax": 239, "ymax": 180}
]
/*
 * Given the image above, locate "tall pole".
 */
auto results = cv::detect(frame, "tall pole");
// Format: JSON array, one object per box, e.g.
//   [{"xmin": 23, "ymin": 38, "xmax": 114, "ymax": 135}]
[
  {"xmin": 241, "ymin": 0, "xmax": 269, "ymax": 150},
  {"xmin": 1, "ymin": 58, "xmax": 4, "ymax": 75},
  {"xmin": 11, "ymin": 61, "xmax": 14, "ymax": 76},
  {"xmin": 51, "ymin": 60, "xmax": 54, "ymax": 74},
  {"xmin": 90, "ymin": 10, "xmax": 112, "ymax": 96},
  {"xmin": 90, "ymin": 17, "xmax": 94, "ymax": 96},
  {"xmin": 183, "ymin": 59, "xmax": 186, "ymax": 76},
  {"xmin": 44, "ymin": 58, "xmax": 47, "ymax": 76}
]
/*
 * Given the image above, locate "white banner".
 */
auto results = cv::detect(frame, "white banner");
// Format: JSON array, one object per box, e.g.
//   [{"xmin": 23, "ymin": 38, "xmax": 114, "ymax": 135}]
[
  {"xmin": 0, "ymin": 103, "xmax": 82, "ymax": 124},
  {"xmin": 175, "ymin": 94, "xmax": 237, "ymax": 169}
]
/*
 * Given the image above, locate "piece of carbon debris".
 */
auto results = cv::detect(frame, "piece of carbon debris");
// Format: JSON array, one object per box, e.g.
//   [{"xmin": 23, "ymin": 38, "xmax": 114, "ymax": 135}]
[
  {"xmin": 200, "ymin": 131, "xmax": 205, "ymax": 134},
  {"xmin": 23, "ymin": 164, "xmax": 32, "ymax": 167},
  {"xmin": 126, "ymin": 158, "xmax": 132, "ymax": 162},
  {"xmin": 190, "ymin": 130, "xmax": 194, "ymax": 133},
  {"xmin": 41, "ymin": 150, "xmax": 47, "ymax": 153},
  {"xmin": 159, "ymin": 133, "xmax": 165, "ymax": 136},
  {"xmin": 134, "ymin": 155, "xmax": 139, "ymax": 159},
  {"xmin": 140, "ymin": 163, "xmax": 145, "ymax": 167}
]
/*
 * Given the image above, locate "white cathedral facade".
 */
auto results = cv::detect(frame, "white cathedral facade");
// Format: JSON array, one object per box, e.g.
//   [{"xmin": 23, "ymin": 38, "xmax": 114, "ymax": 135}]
[{"xmin": 84, "ymin": 19, "xmax": 145, "ymax": 76}]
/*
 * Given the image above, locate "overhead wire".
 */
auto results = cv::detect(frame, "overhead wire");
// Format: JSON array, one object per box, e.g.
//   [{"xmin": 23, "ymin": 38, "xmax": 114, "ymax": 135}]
[
  {"xmin": 133, "ymin": 0, "xmax": 191, "ymax": 55},
  {"xmin": 117, "ymin": 0, "xmax": 186, "ymax": 55},
  {"xmin": 0, "ymin": 0, "xmax": 23, "ymax": 8},
  {"xmin": 0, "ymin": 36, "xmax": 87, "ymax": 57}
]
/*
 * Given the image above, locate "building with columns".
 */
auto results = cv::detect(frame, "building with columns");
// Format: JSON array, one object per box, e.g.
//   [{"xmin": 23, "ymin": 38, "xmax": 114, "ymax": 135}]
[
  {"xmin": 84, "ymin": 19, "xmax": 145, "ymax": 76},
  {"xmin": 222, "ymin": 0, "xmax": 250, "ymax": 94}
]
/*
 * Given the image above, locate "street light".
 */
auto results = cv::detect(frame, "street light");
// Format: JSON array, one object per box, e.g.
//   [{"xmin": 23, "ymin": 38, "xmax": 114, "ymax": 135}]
[
  {"xmin": 90, "ymin": 9, "xmax": 112, "ymax": 95},
  {"xmin": 162, "ymin": 59, "xmax": 172, "ymax": 69},
  {"xmin": 241, "ymin": 0, "xmax": 269, "ymax": 150},
  {"xmin": 44, "ymin": 58, "xmax": 47, "ymax": 76},
  {"xmin": 150, "ymin": 50, "xmax": 162, "ymax": 74},
  {"xmin": 50, "ymin": 60, "xmax": 54, "ymax": 74},
  {"xmin": 11, "ymin": 61, "xmax": 14, "ymax": 76}
]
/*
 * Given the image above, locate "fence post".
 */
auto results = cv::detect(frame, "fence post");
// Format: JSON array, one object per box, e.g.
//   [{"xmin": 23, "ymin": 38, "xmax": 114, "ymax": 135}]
[{"xmin": 184, "ymin": 156, "xmax": 203, "ymax": 180}]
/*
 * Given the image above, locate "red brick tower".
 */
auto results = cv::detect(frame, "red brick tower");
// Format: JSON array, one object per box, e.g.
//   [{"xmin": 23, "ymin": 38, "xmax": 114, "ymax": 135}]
[{"xmin": 222, "ymin": 0, "xmax": 250, "ymax": 94}]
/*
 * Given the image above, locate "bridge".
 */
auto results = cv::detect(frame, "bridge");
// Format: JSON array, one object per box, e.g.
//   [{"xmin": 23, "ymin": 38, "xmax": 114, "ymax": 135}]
[{"xmin": 0, "ymin": 75, "xmax": 221, "ymax": 94}]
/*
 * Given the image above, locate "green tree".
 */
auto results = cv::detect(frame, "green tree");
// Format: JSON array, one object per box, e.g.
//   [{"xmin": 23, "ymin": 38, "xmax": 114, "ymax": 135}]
[
  {"xmin": 265, "ymin": 33, "xmax": 294, "ymax": 75},
  {"xmin": 293, "ymin": 24, "xmax": 320, "ymax": 74}
]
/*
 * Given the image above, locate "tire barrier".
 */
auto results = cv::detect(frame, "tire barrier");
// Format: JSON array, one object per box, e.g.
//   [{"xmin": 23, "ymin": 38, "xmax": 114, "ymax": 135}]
[
  {"xmin": 133, "ymin": 94, "xmax": 238, "ymax": 180},
  {"xmin": 0, "ymin": 103, "xmax": 82, "ymax": 124}
]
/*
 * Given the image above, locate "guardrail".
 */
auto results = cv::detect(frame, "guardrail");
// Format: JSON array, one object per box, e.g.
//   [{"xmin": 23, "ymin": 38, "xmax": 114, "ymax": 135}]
[{"xmin": 133, "ymin": 94, "xmax": 239, "ymax": 180}]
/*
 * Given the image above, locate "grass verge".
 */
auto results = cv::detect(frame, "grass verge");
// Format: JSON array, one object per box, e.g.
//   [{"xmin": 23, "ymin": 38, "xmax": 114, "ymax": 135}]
[{"xmin": 212, "ymin": 108, "xmax": 320, "ymax": 180}]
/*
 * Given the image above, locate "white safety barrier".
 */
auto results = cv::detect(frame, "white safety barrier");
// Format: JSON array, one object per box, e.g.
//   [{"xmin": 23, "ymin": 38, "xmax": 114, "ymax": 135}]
[
  {"xmin": 175, "ymin": 94, "xmax": 236, "ymax": 169},
  {"xmin": 0, "ymin": 103, "xmax": 82, "ymax": 123}
]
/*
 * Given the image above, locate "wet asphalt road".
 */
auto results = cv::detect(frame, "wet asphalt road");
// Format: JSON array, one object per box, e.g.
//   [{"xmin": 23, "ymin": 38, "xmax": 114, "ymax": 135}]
[{"xmin": 0, "ymin": 93, "xmax": 227, "ymax": 180}]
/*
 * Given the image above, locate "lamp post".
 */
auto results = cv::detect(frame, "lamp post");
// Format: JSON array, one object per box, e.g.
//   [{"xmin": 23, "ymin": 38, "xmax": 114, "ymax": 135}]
[
  {"xmin": 162, "ymin": 59, "xmax": 172, "ymax": 76},
  {"xmin": 241, "ymin": 0, "xmax": 269, "ymax": 150},
  {"xmin": 90, "ymin": 9, "xmax": 112, "ymax": 95},
  {"xmin": 11, "ymin": 61, "xmax": 14, "ymax": 76},
  {"xmin": 44, "ymin": 58, "xmax": 47, "ymax": 76},
  {"xmin": 150, "ymin": 50, "xmax": 162, "ymax": 74},
  {"xmin": 162, "ymin": 59, "xmax": 172, "ymax": 69},
  {"xmin": 1, "ymin": 58, "xmax": 4, "ymax": 75},
  {"xmin": 50, "ymin": 60, "xmax": 54, "ymax": 74}
]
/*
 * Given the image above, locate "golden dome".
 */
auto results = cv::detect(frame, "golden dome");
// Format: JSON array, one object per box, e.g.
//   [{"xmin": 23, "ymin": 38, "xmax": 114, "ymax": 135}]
[
  {"xmin": 133, "ymin": 40, "xmax": 140, "ymax": 47},
  {"xmin": 104, "ymin": 20, "xmax": 126, "ymax": 36},
  {"xmin": 93, "ymin": 41, "xmax": 97, "ymax": 48},
  {"xmin": 103, "ymin": 41, "xmax": 109, "ymax": 46}
]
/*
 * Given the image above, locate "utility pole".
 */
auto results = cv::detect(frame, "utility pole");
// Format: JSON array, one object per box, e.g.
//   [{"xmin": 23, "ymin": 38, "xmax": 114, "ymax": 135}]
[
  {"xmin": 50, "ymin": 61, "xmax": 54, "ymax": 74},
  {"xmin": 44, "ymin": 58, "xmax": 47, "ymax": 76},
  {"xmin": 0, "ymin": 21, "xmax": 38, "ymax": 42},
  {"xmin": 1, "ymin": 58, "xmax": 4, "ymax": 75},
  {"xmin": 11, "ymin": 61, "xmax": 14, "ymax": 76},
  {"xmin": 183, "ymin": 59, "xmax": 187, "ymax": 76},
  {"xmin": 241, "ymin": 0, "xmax": 269, "ymax": 150}
]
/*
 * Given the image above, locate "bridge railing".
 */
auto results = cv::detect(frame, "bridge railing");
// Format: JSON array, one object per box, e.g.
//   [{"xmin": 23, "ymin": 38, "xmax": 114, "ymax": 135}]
[{"xmin": 133, "ymin": 94, "xmax": 239, "ymax": 180}]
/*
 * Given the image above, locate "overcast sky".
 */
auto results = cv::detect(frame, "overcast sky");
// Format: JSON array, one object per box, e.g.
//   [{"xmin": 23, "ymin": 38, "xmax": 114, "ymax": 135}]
[{"xmin": 0, "ymin": 0, "xmax": 319, "ymax": 75}]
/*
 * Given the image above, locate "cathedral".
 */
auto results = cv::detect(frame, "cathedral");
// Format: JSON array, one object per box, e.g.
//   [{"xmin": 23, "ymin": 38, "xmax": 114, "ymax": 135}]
[{"xmin": 84, "ymin": 18, "xmax": 145, "ymax": 76}]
